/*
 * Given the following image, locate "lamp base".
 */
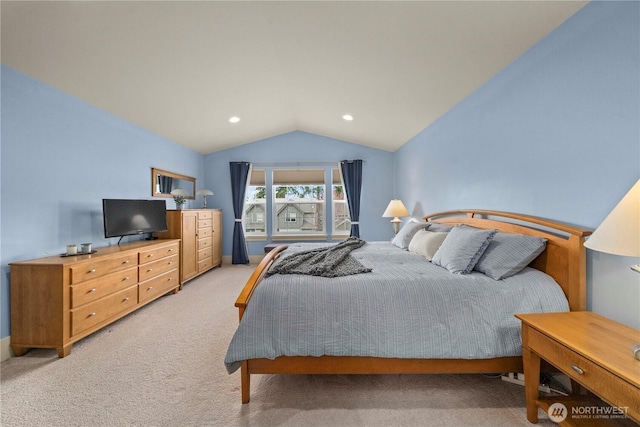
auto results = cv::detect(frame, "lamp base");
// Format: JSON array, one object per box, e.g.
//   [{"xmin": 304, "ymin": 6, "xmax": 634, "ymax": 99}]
[{"xmin": 390, "ymin": 217, "xmax": 402, "ymax": 234}]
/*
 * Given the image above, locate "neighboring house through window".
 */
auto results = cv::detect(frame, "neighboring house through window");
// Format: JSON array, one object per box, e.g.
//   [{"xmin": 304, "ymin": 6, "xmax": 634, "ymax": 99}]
[{"xmin": 243, "ymin": 166, "xmax": 350, "ymax": 240}]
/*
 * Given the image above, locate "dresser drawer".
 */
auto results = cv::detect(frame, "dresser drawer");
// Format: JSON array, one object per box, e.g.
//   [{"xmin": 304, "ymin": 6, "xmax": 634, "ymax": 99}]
[
  {"xmin": 70, "ymin": 253, "xmax": 137, "ymax": 284},
  {"xmin": 71, "ymin": 285, "xmax": 138, "ymax": 336},
  {"xmin": 198, "ymin": 218, "xmax": 213, "ymax": 229},
  {"xmin": 198, "ymin": 211, "xmax": 213, "ymax": 220},
  {"xmin": 198, "ymin": 257, "xmax": 213, "ymax": 273},
  {"xmin": 139, "ymin": 243, "xmax": 179, "ymax": 264},
  {"xmin": 138, "ymin": 254, "xmax": 178, "ymax": 282},
  {"xmin": 198, "ymin": 247, "xmax": 212, "ymax": 261},
  {"xmin": 138, "ymin": 269, "xmax": 179, "ymax": 303},
  {"xmin": 528, "ymin": 328, "xmax": 640, "ymax": 417},
  {"xmin": 198, "ymin": 237, "xmax": 212, "ymax": 250},
  {"xmin": 197, "ymin": 227, "xmax": 212, "ymax": 239},
  {"xmin": 71, "ymin": 266, "xmax": 138, "ymax": 308}
]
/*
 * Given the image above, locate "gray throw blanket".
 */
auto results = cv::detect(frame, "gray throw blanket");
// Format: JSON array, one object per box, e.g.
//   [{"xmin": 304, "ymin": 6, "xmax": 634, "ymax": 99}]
[{"xmin": 266, "ymin": 237, "xmax": 372, "ymax": 278}]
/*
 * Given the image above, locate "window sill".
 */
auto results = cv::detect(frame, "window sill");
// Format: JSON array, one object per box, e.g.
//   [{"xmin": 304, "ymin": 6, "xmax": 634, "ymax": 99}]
[
  {"xmin": 245, "ymin": 235, "xmax": 267, "ymax": 242},
  {"xmin": 271, "ymin": 234, "xmax": 328, "ymax": 241}
]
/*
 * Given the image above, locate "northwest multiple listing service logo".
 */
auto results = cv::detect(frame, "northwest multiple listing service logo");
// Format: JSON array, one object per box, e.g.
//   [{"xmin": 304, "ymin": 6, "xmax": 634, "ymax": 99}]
[{"xmin": 547, "ymin": 402, "xmax": 630, "ymax": 423}]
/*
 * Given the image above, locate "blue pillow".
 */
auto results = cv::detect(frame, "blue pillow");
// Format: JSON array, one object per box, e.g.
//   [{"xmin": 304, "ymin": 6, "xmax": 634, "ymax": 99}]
[
  {"xmin": 474, "ymin": 233, "xmax": 547, "ymax": 280},
  {"xmin": 432, "ymin": 225, "xmax": 497, "ymax": 274},
  {"xmin": 391, "ymin": 220, "xmax": 429, "ymax": 250}
]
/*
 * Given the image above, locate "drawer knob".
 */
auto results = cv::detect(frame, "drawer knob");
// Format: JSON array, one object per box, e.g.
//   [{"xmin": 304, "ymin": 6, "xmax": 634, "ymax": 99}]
[
  {"xmin": 88, "ymin": 312, "xmax": 96, "ymax": 317},
  {"xmin": 123, "ymin": 276, "xmax": 130, "ymax": 281},
  {"xmin": 123, "ymin": 260, "xmax": 130, "ymax": 264},
  {"xmin": 147, "ymin": 254, "xmax": 153, "ymax": 258},
  {"xmin": 147, "ymin": 268, "xmax": 153, "ymax": 272},
  {"xmin": 123, "ymin": 297, "xmax": 129, "ymax": 302},
  {"xmin": 570, "ymin": 364, "xmax": 584, "ymax": 375},
  {"xmin": 89, "ymin": 288, "xmax": 96, "ymax": 293},
  {"xmin": 147, "ymin": 286, "xmax": 153, "ymax": 291},
  {"xmin": 88, "ymin": 269, "xmax": 96, "ymax": 273}
]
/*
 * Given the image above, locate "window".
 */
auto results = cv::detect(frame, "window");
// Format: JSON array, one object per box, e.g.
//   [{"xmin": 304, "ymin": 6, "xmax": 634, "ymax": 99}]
[
  {"xmin": 243, "ymin": 169, "xmax": 266, "ymax": 234},
  {"xmin": 243, "ymin": 166, "xmax": 349, "ymax": 240},
  {"xmin": 273, "ymin": 169, "xmax": 325, "ymax": 236}
]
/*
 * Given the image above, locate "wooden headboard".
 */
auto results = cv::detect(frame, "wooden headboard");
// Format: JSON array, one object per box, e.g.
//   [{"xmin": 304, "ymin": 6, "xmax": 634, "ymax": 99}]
[{"xmin": 424, "ymin": 210, "xmax": 591, "ymax": 312}]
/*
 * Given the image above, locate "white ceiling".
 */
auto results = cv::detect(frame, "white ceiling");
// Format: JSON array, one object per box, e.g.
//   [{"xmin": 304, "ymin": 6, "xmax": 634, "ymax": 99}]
[{"xmin": 1, "ymin": 1, "xmax": 588, "ymax": 154}]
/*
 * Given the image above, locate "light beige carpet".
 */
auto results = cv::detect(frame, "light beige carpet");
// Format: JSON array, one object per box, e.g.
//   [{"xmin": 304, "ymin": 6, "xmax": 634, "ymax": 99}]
[{"xmin": 1, "ymin": 264, "xmax": 556, "ymax": 426}]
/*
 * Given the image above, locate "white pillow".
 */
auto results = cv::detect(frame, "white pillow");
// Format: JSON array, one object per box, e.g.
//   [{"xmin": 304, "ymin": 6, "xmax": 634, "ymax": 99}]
[{"xmin": 408, "ymin": 230, "xmax": 449, "ymax": 260}]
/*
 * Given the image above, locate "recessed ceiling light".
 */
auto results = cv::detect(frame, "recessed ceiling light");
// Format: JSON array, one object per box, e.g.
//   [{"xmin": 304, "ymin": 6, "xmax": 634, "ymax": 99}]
[
  {"xmin": 229, "ymin": 116, "xmax": 241, "ymax": 124},
  {"xmin": 342, "ymin": 114, "xmax": 354, "ymax": 121}
]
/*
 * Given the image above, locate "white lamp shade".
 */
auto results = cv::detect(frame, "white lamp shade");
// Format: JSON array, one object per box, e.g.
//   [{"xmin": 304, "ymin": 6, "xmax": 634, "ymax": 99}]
[
  {"xmin": 382, "ymin": 200, "xmax": 410, "ymax": 218},
  {"xmin": 197, "ymin": 189, "xmax": 214, "ymax": 196},
  {"xmin": 584, "ymin": 179, "xmax": 640, "ymax": 257}
]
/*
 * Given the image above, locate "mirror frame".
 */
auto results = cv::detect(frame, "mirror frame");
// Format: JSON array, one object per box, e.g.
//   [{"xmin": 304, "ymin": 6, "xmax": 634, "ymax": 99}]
[{"xmin": 151, "ymin": 168, "xmax": 196, "ymax": 199}]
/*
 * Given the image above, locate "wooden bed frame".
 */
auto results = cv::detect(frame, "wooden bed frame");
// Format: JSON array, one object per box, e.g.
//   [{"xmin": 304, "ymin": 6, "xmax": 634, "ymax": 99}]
[{"xmin": 234, "ymin": 209, "xmax": 591, "ymax": 403}]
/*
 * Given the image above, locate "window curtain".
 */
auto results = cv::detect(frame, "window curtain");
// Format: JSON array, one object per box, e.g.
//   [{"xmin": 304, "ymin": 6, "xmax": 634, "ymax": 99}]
[
  {"xmin": 230, "ymin": 162, "xmax": 251, "ymax": 264},
  {"xmin": 158, "ymin": 176, "xmax": 173, "ymax": 194},
  {"xmin": 339, "ymin": 159, "xmax": 363, "ymax": 238}
]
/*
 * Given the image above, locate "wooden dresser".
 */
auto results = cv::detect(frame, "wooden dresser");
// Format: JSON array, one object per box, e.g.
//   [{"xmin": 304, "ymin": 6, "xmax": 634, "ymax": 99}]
[
  {"xmin": 155, "ymin": 209, "xmax": 222, "ymax": 287},
  {"xmin": 517, "ymin": 312, "xmax": 640, "ymax": 426},
  {"xmin": 10, "ymin": 239, "xmax": 180, "ymax": 358}
]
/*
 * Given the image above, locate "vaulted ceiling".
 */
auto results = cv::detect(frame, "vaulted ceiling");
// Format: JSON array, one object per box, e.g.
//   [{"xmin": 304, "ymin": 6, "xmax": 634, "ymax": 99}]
[{"xmin": 1, "ymin": 1, "xmax": 588, "ymax": 154}]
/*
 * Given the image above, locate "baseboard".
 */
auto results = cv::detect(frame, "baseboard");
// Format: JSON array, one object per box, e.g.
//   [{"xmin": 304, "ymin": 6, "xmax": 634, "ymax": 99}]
[
  {"xmin": 1, "ymin": 335, "xmax": 13, "ymax": 362},
  {"xmin": 222, "ymin": 255, "xmax": 266, "ymax": 265}
]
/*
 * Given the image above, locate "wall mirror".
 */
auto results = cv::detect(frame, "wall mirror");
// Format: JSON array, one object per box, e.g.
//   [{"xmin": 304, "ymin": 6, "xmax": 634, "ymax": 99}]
[{"xmin": 152, "ymin": 168, "xmax": 196, "ymax": 199}]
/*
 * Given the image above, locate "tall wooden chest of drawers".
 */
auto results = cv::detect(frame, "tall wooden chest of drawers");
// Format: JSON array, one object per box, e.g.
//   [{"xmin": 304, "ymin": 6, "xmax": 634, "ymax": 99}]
[
  {"xmin": 10, "ymin": 239, "xmax": 180, "ymax": 357},
  {"xmin": 155, "ymin": 209, "xmax": 222, "ymax": 287}
]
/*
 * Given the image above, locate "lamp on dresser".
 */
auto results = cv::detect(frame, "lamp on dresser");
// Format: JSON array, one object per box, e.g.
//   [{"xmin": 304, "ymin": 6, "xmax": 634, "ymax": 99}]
[
  {"xmin": 382, "ymin": 199, "xmax": 410, "ymax": 234},
  {"xmin": 196, "ymin": 189, "xmax": 214, "ymax": 208},
  {"xmin": 583, "ymin": 178, "xmax": 640, "ymax": 360}
]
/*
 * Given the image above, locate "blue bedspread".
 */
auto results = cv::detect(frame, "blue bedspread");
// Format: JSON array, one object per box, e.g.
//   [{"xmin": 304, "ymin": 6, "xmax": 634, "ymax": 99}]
[{"xmin": 225, "ymin": 242, "xmax": 569, "ymax": 373}]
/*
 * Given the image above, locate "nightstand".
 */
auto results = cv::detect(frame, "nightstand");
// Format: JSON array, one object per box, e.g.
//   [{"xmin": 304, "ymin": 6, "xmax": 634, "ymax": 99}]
[{"xmin": 516, "ymin": 312, "xmax": 640, "ymax": 426}]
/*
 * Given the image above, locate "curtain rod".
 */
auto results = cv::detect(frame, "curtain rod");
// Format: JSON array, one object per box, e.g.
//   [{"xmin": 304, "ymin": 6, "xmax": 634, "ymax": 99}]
[{"xmin": 250, "ymin": 160, "xmax": 363, "ymax": 168}]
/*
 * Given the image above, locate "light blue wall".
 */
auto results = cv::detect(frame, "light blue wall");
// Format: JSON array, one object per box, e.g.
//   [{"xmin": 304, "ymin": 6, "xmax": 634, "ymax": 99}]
[
  {"xmin": 202, "ymin": 131, "xmax": 395, "ymax": 257},
  {"xmin": 0, "ymin": 66, "xmax": 204, "ymax": 339},
  {"xmin": 395, "ymin": 1, "xmax": 640, "ymax": 328}
]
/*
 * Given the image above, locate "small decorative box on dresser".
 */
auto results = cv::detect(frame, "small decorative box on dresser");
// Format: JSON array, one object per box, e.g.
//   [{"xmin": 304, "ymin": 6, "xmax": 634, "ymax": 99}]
[
  {"xmin": 155, "ymin": 209, "xmax": 222, "ymax": 288},
  {"xmin": 10, "ymin": 239, "xmax": 180, "ymax": 358},
  {"xmin": 516, "ymin": 311, "xmax": 640, "ymax": 426}
]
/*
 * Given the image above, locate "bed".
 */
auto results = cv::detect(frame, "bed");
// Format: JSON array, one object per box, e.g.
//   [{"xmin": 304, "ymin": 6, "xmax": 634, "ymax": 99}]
[{"xmin": 226, "ymin": 210, "xmax": 590, "ymax": 403}]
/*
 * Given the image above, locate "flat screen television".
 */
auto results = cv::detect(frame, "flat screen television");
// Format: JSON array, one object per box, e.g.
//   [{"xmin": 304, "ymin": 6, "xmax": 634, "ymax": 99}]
[{"xmin": 102, "ymin": 199, "xmax": 168, "ymax": 241}]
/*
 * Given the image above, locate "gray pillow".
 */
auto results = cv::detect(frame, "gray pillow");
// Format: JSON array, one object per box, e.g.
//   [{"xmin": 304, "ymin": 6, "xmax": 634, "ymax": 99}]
[
  {"xmin": 474, "ymin": 233, "xmax": 547, "ymax": 280},
  {"xmin": 432, "ymin": 225, "xmax": 497, "ymax": 274},
  {"xmin": 425, "ymin": 222, "xmax": 454, "ymax": 232},
  {"xmin": 391, "ymin": 220, "xmax": 429, "ymax": 250},
  {"xmin": 408, "ymin": 230, "xmax": 449, "ymax": 261}
]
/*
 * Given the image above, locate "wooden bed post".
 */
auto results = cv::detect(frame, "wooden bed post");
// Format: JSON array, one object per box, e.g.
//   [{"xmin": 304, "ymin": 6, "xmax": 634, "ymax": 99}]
[{"xmin": 241, "ymin": 361, "xmax": 250, "ymax": 403}]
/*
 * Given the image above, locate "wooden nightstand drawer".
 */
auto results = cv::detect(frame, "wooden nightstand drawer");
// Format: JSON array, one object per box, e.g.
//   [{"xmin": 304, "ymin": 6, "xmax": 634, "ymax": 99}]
[{"xmin": 528, "ymin": 327, "xmax": 640, "ymax": 416}]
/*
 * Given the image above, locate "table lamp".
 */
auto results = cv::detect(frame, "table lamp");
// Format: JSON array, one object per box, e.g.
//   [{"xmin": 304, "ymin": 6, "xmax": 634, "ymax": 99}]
[
  {"xmin": 197, "ymin": 189, "xmax": 214, "ymax": 208},
  {"xmin": 583, "ymin": 178, "xmax": 640, "ymax": 360},
  {"xmin": 382, "ymin": 199, "xmax": 410, "ymax": 234}
]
